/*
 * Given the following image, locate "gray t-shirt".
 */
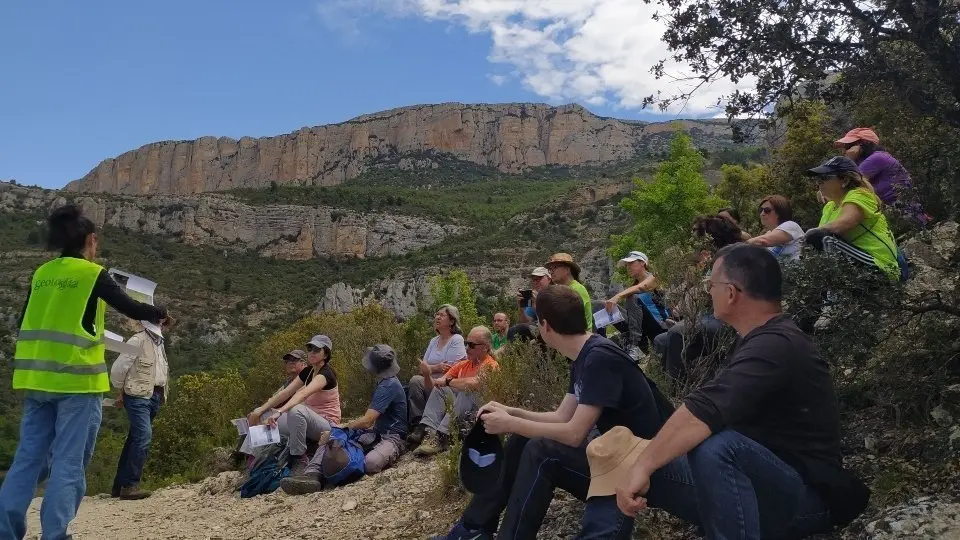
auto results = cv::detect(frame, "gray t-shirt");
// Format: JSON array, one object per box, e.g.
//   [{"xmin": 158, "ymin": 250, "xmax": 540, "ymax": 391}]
[
  {"xmin": 768, "ymin": 221, "xmax": 805, "ymax": 261},
  {"xmin": 423, "ymin": 334, "xmax": 467, "ymax": 366}
]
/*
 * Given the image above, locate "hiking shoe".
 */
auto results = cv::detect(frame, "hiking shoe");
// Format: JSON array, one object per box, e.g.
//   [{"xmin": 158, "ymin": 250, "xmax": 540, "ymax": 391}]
[
  {"xmin": 430, "ymin": 521, "xmax": 492, "ymax": 540},
  {"xmin": 280, "ymin": 473, "xmax": 324, "ymax": 496},
  {"xmin": 289, "ymin": 454, "xmax": 311, "ymax": 477},
  {"xmin": 118, "ymin": 484, "xmax": 152, "ymax": 500},
  {"xmin": 406, "ymin": 424, "xmax": 427, "ymax": 449},
  {"xmin": 413, "ymin": 431, "xmax": 448, "ymax": 457}
]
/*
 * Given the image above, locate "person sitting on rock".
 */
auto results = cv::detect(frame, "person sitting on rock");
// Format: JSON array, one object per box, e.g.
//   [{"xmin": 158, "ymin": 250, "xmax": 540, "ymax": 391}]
[
  {"xmin": 746, "ymin": 195, "xmax": 805, "ymax": 262},
  {"xmin": 281, "ymin": 344, "xmax": 409, "ymax": 495},
  {"xmin": 600, "ymin": 250, "xmax": 669, "ymax": 358},
  {"xmin": 407, "ymin": 305, "xmax": 467, "ymax": 428},
  {"xmin": 280, "ymin": 349, "xmax": 308, "ymax": 389},
  {"xmin": 544, "ymin": 253, "xmax": 593, "ymax": 332},
  {"xmin": 430, "ymin": 286, "xmax": 700, "ymax": 540},
  {"xmin": 506, "ymin": 266, "xmax": 552, "ymax": 342},
  {"xmin": 617, "ymin": 244, "xmax": 868, "ymax": 538},
  {"xmin": 408, "ymin": 326, "xmax": 499, "ymax": 456},
  {"xmin": 247, "ymin": 335, "xmax": 341, "ymax": 476}
]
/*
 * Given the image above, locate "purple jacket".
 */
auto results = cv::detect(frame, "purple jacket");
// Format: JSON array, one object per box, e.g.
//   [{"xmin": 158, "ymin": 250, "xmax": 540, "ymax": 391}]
[{"xmin": 858, "ymin": 151, "xmax": 911, "ymax": 205}]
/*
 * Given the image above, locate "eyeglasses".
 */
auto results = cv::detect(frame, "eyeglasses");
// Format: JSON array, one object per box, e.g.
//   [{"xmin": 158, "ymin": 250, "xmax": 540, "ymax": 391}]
[
  {"xmin": 465, "ymin": 341, "xmax": 486, "ymax": 349},
  {"xmin": 759, "ymin": 207, "xmax": 774, "ymax": 215},
  {"xmin": 702, "ymin": 277, "xmax": 742, "ymax": 294}
]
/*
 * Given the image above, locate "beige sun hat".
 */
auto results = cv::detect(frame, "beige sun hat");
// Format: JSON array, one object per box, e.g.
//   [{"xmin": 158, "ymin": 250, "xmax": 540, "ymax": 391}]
[{"xmin": 586, "ymin": 426, "xmax": 651, "ymax": 498}]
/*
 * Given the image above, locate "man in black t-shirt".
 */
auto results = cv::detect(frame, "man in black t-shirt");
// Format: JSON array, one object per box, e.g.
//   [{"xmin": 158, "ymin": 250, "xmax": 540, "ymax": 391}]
[
  {"xmin": 430, "ymin": 286, "xmax": 700, "ymax": 540},
  {"xmin": 617, "ymin": 244, "xmax": 868, "ymax": 538}
]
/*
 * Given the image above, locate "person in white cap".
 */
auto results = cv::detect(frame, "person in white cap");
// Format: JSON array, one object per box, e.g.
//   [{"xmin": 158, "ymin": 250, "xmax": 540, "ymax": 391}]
[
  {"xmin": 247, "ymin": 334, "xmax": 341, "ymax": 476},
  {"xmin": 602, "ymin": 251, "xmax": 669, "ymax": 358},
  {"xmin": 505, "ymin": 266, "xmax": 552, "ymax": 342}
]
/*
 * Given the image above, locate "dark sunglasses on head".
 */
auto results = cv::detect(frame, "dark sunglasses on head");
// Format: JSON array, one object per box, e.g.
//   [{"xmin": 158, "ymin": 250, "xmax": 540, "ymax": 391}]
[
  {"xmin": 759, "ymin": 207, "xmax": 774, "ymax": 215},
  {"xmin": 465, "ymin": 341, "xmax": 485, "ymax": 349}
]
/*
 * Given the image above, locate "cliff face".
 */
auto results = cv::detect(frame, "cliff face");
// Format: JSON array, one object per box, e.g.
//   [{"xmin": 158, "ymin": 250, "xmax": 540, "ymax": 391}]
[
  {"xmin": 0, "ymin": 183, "xmax": 463, "ymax": 260},
  {"xmin": 64, "ymin": 103, "xmax": 739, "ymax": 195}
]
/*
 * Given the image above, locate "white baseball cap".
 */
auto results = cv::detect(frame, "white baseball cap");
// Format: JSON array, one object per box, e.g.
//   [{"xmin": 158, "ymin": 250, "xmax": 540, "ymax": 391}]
[{"xmin": 617, "ymin": 251, "xmax": 649, "ymax": 267}]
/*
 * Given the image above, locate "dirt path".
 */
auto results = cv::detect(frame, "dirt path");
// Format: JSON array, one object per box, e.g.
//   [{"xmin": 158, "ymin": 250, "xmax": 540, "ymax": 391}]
[{"xmin": 26, "ymin": 456, "xmax": 446, "ymax": 540}]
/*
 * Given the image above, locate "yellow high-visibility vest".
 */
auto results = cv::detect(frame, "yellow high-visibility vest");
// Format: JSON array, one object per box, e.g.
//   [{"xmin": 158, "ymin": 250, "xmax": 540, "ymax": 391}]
[{"xmin": 14, "ymin": 257, "xmax": 108, "ymax": 393}]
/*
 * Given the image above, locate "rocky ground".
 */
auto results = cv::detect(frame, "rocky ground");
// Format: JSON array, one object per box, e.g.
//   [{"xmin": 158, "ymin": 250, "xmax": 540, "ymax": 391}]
[{"xmin": 23, "ymin": 444, "xmax": 960, "ymax": 540}]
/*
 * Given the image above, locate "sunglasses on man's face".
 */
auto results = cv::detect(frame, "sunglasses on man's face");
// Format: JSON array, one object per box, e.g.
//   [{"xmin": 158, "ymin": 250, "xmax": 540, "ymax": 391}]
[{"xmin": 465, "ymin": 341, "xmax": 485, "ymax": 349}]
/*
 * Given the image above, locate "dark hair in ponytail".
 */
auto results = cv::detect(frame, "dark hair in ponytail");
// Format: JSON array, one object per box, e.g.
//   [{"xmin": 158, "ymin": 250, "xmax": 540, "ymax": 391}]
[{"xmin": 47, "ymin": 204, "xmax": 97, "ymax": 255}]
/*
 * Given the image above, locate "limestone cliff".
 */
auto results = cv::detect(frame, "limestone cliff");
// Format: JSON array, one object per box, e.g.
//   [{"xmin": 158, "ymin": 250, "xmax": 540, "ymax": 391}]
[
  {"xmin": 0, "ymin": 183, "xmax": 463, "ymax": 260},
  {"xmin": 65, "ymin": 103, "xmax": 740, "ymax": 195}
]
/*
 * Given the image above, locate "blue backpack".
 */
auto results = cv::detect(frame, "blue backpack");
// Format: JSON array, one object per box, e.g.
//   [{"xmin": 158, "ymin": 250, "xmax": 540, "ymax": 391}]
[
  {"xmin": 319, "ymin": 427, "xmax": 366, "ymax": 487},
  {"xmin": 240, "ymin": 443, "xmax": 290, "ymax": 498}
]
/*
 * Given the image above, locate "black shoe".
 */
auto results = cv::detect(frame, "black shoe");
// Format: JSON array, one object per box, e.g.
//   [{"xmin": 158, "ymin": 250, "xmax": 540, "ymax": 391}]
[{"xmin": 406, "ymin": 424, "xmax": 427, "ymax": 448}]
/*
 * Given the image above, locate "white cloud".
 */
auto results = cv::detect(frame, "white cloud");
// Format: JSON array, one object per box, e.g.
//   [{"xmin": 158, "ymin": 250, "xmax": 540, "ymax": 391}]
[
  {"xmin": 316, "ymin": 0, "xmax": 750, "ymax": 115},
  {"xmin": 488, "ymin": 74, "xmax": 509, "ymax": 86}
]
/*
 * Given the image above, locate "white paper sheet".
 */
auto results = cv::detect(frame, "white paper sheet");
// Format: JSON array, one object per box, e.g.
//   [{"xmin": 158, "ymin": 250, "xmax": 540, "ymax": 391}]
[
  {"xmin": 248, "ymin": 425, "xmax": 281, "ymax": 447},
  {"xmin": 109, "ymin": 268, "xmax": 162, "ymax": 336},
  {"xmin": 593, "ymin": 307, "xmax": 625, "ymax": 329},
  {"xmin": 238, "ymin": 435, "xmax": 252, "ymax": 455}
]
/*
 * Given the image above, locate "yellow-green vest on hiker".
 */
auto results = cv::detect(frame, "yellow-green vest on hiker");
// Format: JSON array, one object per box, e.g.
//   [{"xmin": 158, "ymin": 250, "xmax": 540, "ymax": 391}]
[{"xmin": 14, "ymin": 257, "xmax": 109, "ymax": 393}]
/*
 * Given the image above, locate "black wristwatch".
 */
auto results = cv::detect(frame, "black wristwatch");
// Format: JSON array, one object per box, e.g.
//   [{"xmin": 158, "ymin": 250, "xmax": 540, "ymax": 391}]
[{"xmin": 444, "ymin": 376, "xmax": 453, "ymax": 387}]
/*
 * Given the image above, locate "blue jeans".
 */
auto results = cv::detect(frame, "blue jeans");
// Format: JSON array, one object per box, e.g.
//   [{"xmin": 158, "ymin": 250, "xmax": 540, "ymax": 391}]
[
  {"xmin": 0, "ymin": 391, "xmax": 102, "ymax": 540},
  {"xmin": 112, "ymin": 390, "xmax": 162, "ymax": 492},
  {"xmin": 689, "ymin": 430, "xmax": 832, "ymax": 539},
  {"xmin": 577, "ymin": 455, "xmax": 701, "ymax": 539}
]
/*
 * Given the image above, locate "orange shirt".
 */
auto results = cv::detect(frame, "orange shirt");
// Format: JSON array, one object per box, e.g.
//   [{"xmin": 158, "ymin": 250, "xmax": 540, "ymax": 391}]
[{"xmin": 445, "ymin": 354, "xmax": 499, "ymax": 379}]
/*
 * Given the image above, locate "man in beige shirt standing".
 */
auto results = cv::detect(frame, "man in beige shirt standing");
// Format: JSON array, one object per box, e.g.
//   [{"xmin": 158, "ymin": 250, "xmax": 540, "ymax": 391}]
[{"xmin": 109, "ymin": 318, "xmax": 173, "ymax": 500}]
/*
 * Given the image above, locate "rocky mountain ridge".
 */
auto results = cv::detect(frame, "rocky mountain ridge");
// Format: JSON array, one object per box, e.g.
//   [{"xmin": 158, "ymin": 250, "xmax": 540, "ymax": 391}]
[
  {"xmin": 0, "ymin": 182, "xmax": 463, "ymax": 260},
  {"xmin": 65, "ymin": 103, "xmax": 742, "ymax": 195}
]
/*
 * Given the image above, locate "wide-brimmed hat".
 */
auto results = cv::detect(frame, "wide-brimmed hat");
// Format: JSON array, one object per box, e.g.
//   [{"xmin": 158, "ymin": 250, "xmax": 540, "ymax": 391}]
[
  {"xmin": 362, "ymin": 344, "xmax": 401, "ymax": 379},
  {"xmin": 528, "ymin": 266, "xmax": 551, "ymax": 278},
  {"xmin": 834, "ymin": 127, "xmax": 879, "ymax": 147},
  {"xmin": 617, "ymin": 251, "xmax": 649, "ymax": 268},
  {"xmin": 306, "ymin": 335, "xmax": 333, "ymax": 352},
  {"xmin": 586, "ymin": 426, "xmax": 651, "ymax": 498},
  {"xmin": 805, "ymin": 156, "xmax": 860, "ymax": 177},
  {"xmin": 545, "ymin": 253, "xmax": 581, "ymax": 276},
  {"xmin": 459, "ymin": 416, "xmax": 504, "ymax": 495},
  {"xmin": 283, "ymin": 349, "xmax": 307, "ymax": 362}
]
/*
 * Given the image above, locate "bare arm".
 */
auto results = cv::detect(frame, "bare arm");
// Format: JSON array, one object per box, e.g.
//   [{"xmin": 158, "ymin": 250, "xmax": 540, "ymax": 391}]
[
  {"xmin": 276, "ymin": 374, "xmax": 329, "ymax": 415},
  {"xmin": 449, "ymin": 376, "xmax": 481, "ymax": 392},
  {"xmin": 345, "ymin": 409, "xmax": 381, "ymax": 430},
  {"xmin": 488, "ymin": 402, "xmax": 601, "ymax": 447},
  {"xmin": 505, "ymin": 394, "xmax": 579, "ymax": 424},
  {"xmin": 821, "ymin": 203, "xmax": 865, "ymax": 236},
  {"xmin": 249, "ymin": 378, "xmax": 303, "ymax": 424},
  {"xmin": 746, "ymin": 229, "xmax": 792, "ymax": 248}
]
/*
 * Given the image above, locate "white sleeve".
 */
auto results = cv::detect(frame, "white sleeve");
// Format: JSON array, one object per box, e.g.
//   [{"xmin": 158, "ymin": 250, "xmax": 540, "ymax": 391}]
[
  {"xmin": 109, "ymin": 335, "xmax": 141, "ymax": 389},
  {"xmin": 776, "ymin": 221, "xmax": 805, "ymax": 240}
]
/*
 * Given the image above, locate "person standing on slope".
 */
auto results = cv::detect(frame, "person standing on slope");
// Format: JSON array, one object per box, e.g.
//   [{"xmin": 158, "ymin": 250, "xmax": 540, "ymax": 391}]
[{"xmin": 0, "ymin": 204, "xmax": 168, "ymax": 540}]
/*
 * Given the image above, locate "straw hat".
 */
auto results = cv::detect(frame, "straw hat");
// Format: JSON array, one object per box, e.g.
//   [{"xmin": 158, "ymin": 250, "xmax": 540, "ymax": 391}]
[
  {"xmin": 545, "ymin": 253, "xmax": 581, "ymax": 276},
  {"xmin": 586, "ymin": 426, "xmax": 651, "ymax": 498}
]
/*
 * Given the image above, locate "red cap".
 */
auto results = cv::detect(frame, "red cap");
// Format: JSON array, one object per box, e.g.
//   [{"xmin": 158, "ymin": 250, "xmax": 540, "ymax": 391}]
[{"xmin": 834, "ymin": 128, "xmax": 880, "ymax": 147}]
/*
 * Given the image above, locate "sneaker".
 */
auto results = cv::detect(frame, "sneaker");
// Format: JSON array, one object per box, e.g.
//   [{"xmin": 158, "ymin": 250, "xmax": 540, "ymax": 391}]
[
  {"xmin": 430, "ymin": 521, "xmax": 492, "ymax": 540},
  {"xmin": 413, "ymin": 431, "xmax": 448, "ymax": 457},
  {"xmin": 289, "ymin": 454, "xmax": 311, "ymax": 477},
  {"xmin": 118, "ymin": 484, "xmax": 152, "ymax": 500},
  {"xmin": 280, "ymin": 473, "xmax": 324, "ymax": 496},
  {"xmin": 406, "ymin": 424, "xmax": 427, "ymax": 449}
]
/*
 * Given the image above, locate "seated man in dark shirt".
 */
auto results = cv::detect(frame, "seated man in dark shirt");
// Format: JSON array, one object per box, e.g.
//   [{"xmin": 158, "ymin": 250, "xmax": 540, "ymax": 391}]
[
  {"xmin": 430, "ymin": 286, "xmax": 700, "ymax": 540},
  {"xmin": 617, "ymin": 244, "xmax": 868, "ymax": 538}
]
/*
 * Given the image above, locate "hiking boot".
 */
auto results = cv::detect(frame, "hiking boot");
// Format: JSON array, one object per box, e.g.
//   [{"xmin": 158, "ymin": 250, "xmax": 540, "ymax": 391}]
[
  {"xmin": 413, "ymin": 431, "xmax": 448, "ymax": 457},
  {"xmin": 118, "ymin": 484, "xmax": 152, "ymax": 500},
  {"xmin": 280, "ymin": 473, "xmax": 324, "ymax": 496},
  {"xmin": 406, "ymin": 424, "xmax": 427, "ymax": 449},
  {"xmin": 289, "ymin": 454, "xmax": 311, "ymax": 477},
  {"xmin": 430, "ymin": 521, "xmax": 492, "ymax": 540}
]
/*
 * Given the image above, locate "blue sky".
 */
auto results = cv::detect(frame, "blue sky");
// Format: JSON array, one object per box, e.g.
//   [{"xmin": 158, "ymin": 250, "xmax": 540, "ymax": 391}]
[{"xmin": 0, "ymin": 1, "xmax": 730, "ymax": 188}]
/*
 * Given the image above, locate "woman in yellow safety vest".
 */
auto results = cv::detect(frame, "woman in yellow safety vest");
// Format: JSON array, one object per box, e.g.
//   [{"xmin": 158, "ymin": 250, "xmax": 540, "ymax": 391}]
[{"xmin": 0, "ymin": 204, "xmax": 167, "ymax": 540}]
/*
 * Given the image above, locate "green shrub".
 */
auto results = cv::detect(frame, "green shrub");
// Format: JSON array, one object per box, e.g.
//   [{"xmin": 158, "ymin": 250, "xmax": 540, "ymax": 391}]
[{"xmin": 482, "ymin": 341, "xmax": 569, "ymax": 413}]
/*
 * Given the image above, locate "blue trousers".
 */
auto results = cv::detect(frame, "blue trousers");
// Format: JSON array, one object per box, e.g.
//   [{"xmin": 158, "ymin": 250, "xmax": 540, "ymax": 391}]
[
  {"xmin": 111, "ymin": 389, "xmax": 162, "ymax": 493},
  {"xmin": 689, "ymin": 430, "xmax": 833, "ymax": 539},
  {"xmin": 0, "ymin": 391, "xmax": 102, "ymax": 540}
]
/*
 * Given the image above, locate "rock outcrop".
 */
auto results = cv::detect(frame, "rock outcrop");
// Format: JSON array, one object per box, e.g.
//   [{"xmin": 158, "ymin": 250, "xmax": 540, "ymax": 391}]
[
  {"xmin": 0, "ymin": 182, "xmax": 464, "ymax": 260},
  {"xmin": 65, "ymin": 103, "xmax": 743, "ymax": 195}
]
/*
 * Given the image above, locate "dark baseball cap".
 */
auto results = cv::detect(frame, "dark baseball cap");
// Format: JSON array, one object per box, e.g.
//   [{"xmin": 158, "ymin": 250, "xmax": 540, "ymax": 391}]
[
  {"xmin": 459, "ymin": 415, "xmax": 504, "ymax": 495},
  {"xmin": 283, "ymin": 349, "xmax": 307, "ymax": 362},
  {"xmin": 805, "ymin": 156, "xmax": 860, "ymax": 177}
]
